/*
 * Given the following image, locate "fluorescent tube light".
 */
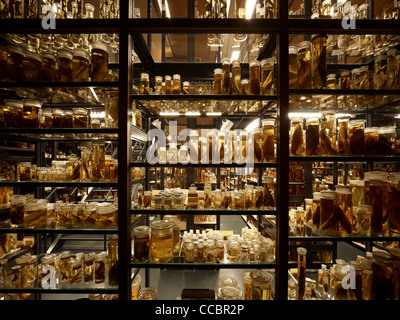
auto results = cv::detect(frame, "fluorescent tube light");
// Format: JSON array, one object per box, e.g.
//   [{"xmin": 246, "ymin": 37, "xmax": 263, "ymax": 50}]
[
  {"xmin": 160, "ymin": 112, "xmax": 180, "ymax": 116},
  {"xmin": 206, "ymin": 112, "xmax": 222, "ymax": 116},
  {"xmin": 246, "ymin": 0, "xmax": 257, "ymax": 19},
  {"xmin": 245, "ymin": 118, "xmax": 260, "ymax": 132},
  {"xmin": 230, "ymin": 50, "xmax": 240, "ymax": 63}
]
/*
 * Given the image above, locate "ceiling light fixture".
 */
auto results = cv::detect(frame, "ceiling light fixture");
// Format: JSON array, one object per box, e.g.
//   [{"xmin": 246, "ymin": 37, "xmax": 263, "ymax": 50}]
[{"xmin": 246, "ymin": 0, "xmax": 257, "ymax": 19}]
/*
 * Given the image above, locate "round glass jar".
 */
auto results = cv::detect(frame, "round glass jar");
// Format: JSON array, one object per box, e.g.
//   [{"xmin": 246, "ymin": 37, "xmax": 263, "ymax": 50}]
[
  {"xmin": 133, "ymin": 225, "xmax": 150, "ymax": 263},
  {"xmin": 91, "ymin": 42, "xmax": 109, "ymax": 82},
  {"xmin": 42, "ymin": 53, "xmax": 57, "ymax": 82},
  {"xmin": 349, "ymin": 119, "xmax": 365, "ymax": 155},
  {"xmin": 72, "ymin": 108, "xmax": 88, "ymax": 128},
  {"xmin": 10, "ymin": 194, "xmax": 26, "ymax": 228},
  {"xmin": 95, "ymin": 203, "xmax": 115, "ymax": 229},
  {"xmin": 250, "ymin": 270, "xmax": 273, "ymax": 300},
  {"xmin": 137, "ymin": 287, "xmax": 157, "ymax": 300},
  {"xmin": 131, "ymin": 274, "xmax": 142, "ymax": 300},
  {"xmin": 72, "ymin": 48, "xmax": 90, "ymax": 82},
  {"xmin": 6, "ymin": 46, "xmax": 24, "ymax": 82},
  {"xmin": 150, "ymin": 220, "xmax": 173, "ymax": 263},
  {"xmin": 172, "ymin": 74, "xmax": 181, "ymax": 94},
  {"xmin": 216, "ymin": 285, "xmax": 243, "ymax": 300},
  {"xmin": 24, "ymin": 198, "xmax": 47, "ymax": 228},
  {"xmin": 22, "ymin": 99, "xmax": 41, "ymax": 128},
  {"xmin": 107, "ymin": 234, "xmax": 118, "ymax": 287},
  {"xmin": 40, "ymin": 109, "xmax": 53, "ymax": 128},
  {"xmin": 3, "ymin": 99, "xmax": 23, "ymax": 128},
  {"xmin": 57, "ymin": 49, "xmax": 73, "ymax": 82}
]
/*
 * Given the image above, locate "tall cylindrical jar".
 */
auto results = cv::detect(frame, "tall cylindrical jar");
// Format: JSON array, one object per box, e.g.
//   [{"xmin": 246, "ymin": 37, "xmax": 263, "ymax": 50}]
[
  {"xmin": 297, "ymin": 41, "xmax": 312, "ymax": 89},
  {"xmin": 107, "ymin": 235, "xmax": 118, "ymax": 287},
  {"xmin": 311, "ymin": 34, "xmax": 327, "ymax": 89},
  {"xmin": 91, "ymin": 42, "xmax": 109, "ymax": 82},
  {"xmin": 297, "ymin": 247, "xmax": 307, "ymax": 300},
  {"xmin": 260, "ymin": 58, "xmax": 275, "ymax": 95},
  {"xmin": 289, "ymin": 46, "xmax": 298, "ymax": 89},
  {"xmin": 150, "ymin": 220, "xmax": 173, "ymax": 263},
  {"xmin": 249, "ymin": 60, "xmax": 261, "ymax": 95},
  {"xmin": 320, "ymin": 190, "xmax": 338, "ymax": 235}
]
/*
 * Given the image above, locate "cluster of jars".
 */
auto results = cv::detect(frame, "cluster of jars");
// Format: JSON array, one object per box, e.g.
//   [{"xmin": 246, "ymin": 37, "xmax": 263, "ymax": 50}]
[
  {"xmin": 9, "ymin": 194, "xmax": 118, "ymax": 229},
  {"xmin": 289, "ymin": 114, "xmax": 399, "ymax": 156},
  {"xmin": 217, "ymin": 271, "xmax": 274, "ymax": 301},
  {"xmin": 291, "ymin": 250, "xmax": 400, "ymax": 300},
  {"xmin": 301, "ymin": 171, "xmax": 400, "ymax": 237},
  {"xmin": 307, "ymin": 0, "xmax": 370, "ymax": 19},
  {"xmin": 0, "ymin": 41, "xmax": 109, "ymax": 82},
  {"xmin": 202, "ymin": 0, "xmax": 274, "ymax": 20},
  {"xmin": 0, "ymin": 238, "xmax": 118, "ymax": 298}
]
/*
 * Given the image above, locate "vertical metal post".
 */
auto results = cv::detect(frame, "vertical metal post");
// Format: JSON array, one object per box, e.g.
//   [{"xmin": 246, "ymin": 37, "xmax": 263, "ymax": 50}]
[{"xmin": 277, "ymin": 0, "xmax": 289, "ymax": 301}]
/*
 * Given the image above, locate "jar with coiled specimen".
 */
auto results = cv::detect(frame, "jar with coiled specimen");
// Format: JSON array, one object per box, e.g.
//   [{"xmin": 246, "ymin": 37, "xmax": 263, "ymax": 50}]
[{"xmin": 249, "ymin": 60, "xmax": 261, "ymax": 95}]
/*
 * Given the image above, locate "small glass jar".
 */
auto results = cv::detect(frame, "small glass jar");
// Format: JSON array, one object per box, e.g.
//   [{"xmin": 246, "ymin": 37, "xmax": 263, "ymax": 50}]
[
  {"xmin": 335, "ymin": 185, "xmax": 353, "ymax": 235},
  {"xmin": 23, "ymin": 51, "xmax": 42, "ymax": 82},
  {"xmin": 96, "ymin": 203, "xmax": 115, "ymax": 229},
  {"xmin": 10, "ymin": 194, "xmax": 26, "ymax": 228},
  {"xmin": 140, "ymin": 72, "xmax": 150, "ymax": 94},
  {"xmin": 41, "ymin": 53, "xmax": 57, "ymax": 82},
  {"xmin": 250, "ymin": 270, "xmax": 273, "ymax": 300},
  {"xmin": 69, "ymin": 255, "xmax": 83, "ymax": 285},
  {"xmin": 150, "ymin": 220, "xmax": 173, "ymax": 263},
  {"xmin": 95, "ymin": 252, "xmax": 107, "ymax": 284},
  {"xmin": 131, "ymin": 274, "xmax": 142, "ymax": 300},
  {"xmin": 133, "ymin": 225, "xmax": 150, "ymax": 263},
  {"xmin": 52, "ymin": 108, "xmax": 64, "ymax": 128},
  {"xmin": 297, "ymin": 41, "xmax": 312, "ymax": 89},
  {"xmin": 326, "ymin": 73, "xmax": 336, "ymax": 89},
  {"xmin": 172, "ymin": 74, "xmax": 181, "ymax": 94},
  {"xmin": 154, "ymin": 76, "xmax": 163, "ymax": 94},
  {"xmin": 213, "ymin": 68, "xmax": 223, "ymax": 94},
  {"xmin": 349, "ymin": 119, "xmax": 365, "ymax": 155},
  {"xmin": 137, "ymin": 287, "xmax": 157, "ymax": 300},
  {"xmin": 143, "ymin": 190, "xmax": 152, "ymax": 209},
  {"xmin": 66, "ymin": 155, "xmax": 81, "ymax": 182},
  {"xmin": 91, "ymin": 42, "xmax": 109, "ymax": 82},
  {"xmin": 164, "ymin": 75, "xmax": 172, "ymax": 94},
  {"xmin": 249, "ymin": 60, "xmax": 261, "ymax": 95},
  {"xmin": 84, "ymin": 253, "xmax": 95, "ymax": 284},
  {"xmin": 216, "ymin": 285, "xmax": 243, "ymax": 300},
  {"xmin": 91, "ymin": 140, "xmax": 105, "ymax": 181},
  {"xmin": 72, "ymin": 48, "xmax": 90, "ymax": 82},
  {"xmin": 262, "ymin": 175, "xmax": 276, "ymax": 208},
  {"xmin": 72, "ymin": 108, "xmax": 88, "ymax": 128},
  {"xmin": 374, "ymin": 55, "xmax": 387, "ymax": 90},
  {"xmin": 6, "ymin": 46, "xmax": 24, "ymax": 82},
  {"xmin": 320, "ymin": 190, "xmax": 338, "ymax": 235},
  {"xmin": 187, "ymin": 184, "xmax": 199, "ymax": 209},
  {"xmin": 57, "ymin": 49, "xmax": 73, "ymax": 82},
  {"xmin": 83, "ymin": 203, "xmax": 96, "ymax": 228},
  {"xmin": 24, "ymin": 198, "xmax": 47, "ymax": 228},
  {"xmin": 40, "ymin": 254, "xmax": 56, "ymax": 286},
  {"xmin": 356, "ymin": 204, "xmax": 371, "ymax": 236},
  {"xmin": 22, "ymin": 100, "xmax": 41, "ymax": 129},
  {"xmin": 289, "ymin": 46, "xmax": 298, "ymax": 89},
  {"xmin": 182, "ymin": 81, "xmax": 190, "ymax": 94},
  {"xmin": 107, "ymin": 235, "xmax": 119, "ymax": 287},
  {"xmin": 40, "ymin": 109, "xmax": 53, "ymax": 128},
  {"xmin": 372, "ymin": 251, "xmax": 393, "ymax": 300},
  {"xmin": 18, "ymin": 162, "xmax": 32, "ymax": 182},
  {"xmin": 59, "ymin": 251, "xmax": 71, "ymax": 283}
]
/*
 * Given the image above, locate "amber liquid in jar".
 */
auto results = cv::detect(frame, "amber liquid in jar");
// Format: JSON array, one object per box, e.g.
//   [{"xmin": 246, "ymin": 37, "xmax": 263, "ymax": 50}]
[
  {"xmin": 261, "ymin": 58, "xmax": 275, "ymax": 95},
  {"xmin": 6, "ymin": 46, "xmax": 24, "ymax": 82},
  {"xmin": 72, "ymin": 49, "xmax": 90, "ymax": 82},
  {"xmin": 172, "ymin": 74, "xmax": 181, "ymax": 94},
  {"xmin": 222, "ymin": 58, "xmax": 231, "ymax": 94},
  {"xmin": 289, "ymin": 46, "xmax": 298, "ymax": 89},
  {"xmin": 338, "ymin": 118, "xmax": 350, "ymax": 155},
  {"xmin": 305, "ymin": 118, "xmax": 319, "ymax": 156},
  {"xmin": 57, "ymin": 50, "xmax": 73, "ymax": 82},
  {"xmin": 231, "ymin": 60, "xmax": 242, "ymax": 95},
  {"xmin": 133, "ymin": 226, "xmax": 150, "ymax": 263},
  {"xmin": 23, "ymin": 52, "xmax": 42, "ymax": 82},
  {"xmin": 41, "ymin": 54, "xmax": 56, "ymax": 82},
  {"xmin": 262, "ymin": 120, "xmax": 275, "ymax": 162},
  {"xmin": 150, "ymin": 220, "xmax": 173, "ymax": 263},
  {"xmin": 91, "ymin": 43, "xmax": 109, "ymax": 82},
  {"xmin": 311, "ymin": 34, "xmax": 327, "ymax": 89},
  {"xmin": 249, "ymin": 60, "xmax": 261, "ymax": 95},
  {"xmin": 297, "ymin": 42, "xmax": 312, "ymax": 89},
  {"xmin": 213, "ymin": 69, "xmax": 223, "ymax": 94}
]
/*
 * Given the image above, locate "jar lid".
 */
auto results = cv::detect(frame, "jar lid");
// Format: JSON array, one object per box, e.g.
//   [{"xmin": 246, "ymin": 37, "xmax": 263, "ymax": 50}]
[
  {"xmin": 164, "ymin": 75, "xmax": 172, "ymax": 80},
  {"xmin": 327, "ymin": 73, "xmax": 336, "ymax": 79},
  {"xmin": 289, "ymin": 46, "xmax": 297, "ymax": 54},
  {"xmin": 262, "ymin": 119, "xmax": 275, "ymax": 126},
  {"xmin": 4, "ymin": 99, "xmax": 23, "ymax": 108},
  {"xmin": 214, "ymin": 68, "xmax": 223, "ymax": 74},
  {"xmin": 141, "ymin": 72, "xmax": 149, "ymax": 78},
  {"xmin": 52, "ymin": 108, "xmax": 64, "ymax": 115},
  {"xmin": 23, "ymin": 99, "xmax": 42, "ymax": 108},
  {"xmin": 218, "ymin": 276, "xmax": 238, "ymax": 287},
  {"xmin": 42, "ymin": 52, "xmax": 56, "ymax": 61},
  {"xmin": 64, "ymin": 110, "xmax": 73, "ymax": 116},
  {"xmin": 232, "ymin": 60, "xmax": 241, "ymax": 67},
  {"xmin": 73, "ymin": 107, "xmax": 87, "ymax": 114},
  {"xmin": 341, "ymin": 70, "xmax": 350, "ymax": 75},
  {"xmin": 150, "ymin": 220, "xmax": 173, "ymax": 229},
  {"xmin": 349, "ymin": 179, "xmax": 364, "ymax": 186},
  {"xmin": 73, "ymin": 48, "xmax": 90, "ymax": 60},
  {"xmin": 261, "ymin": 58, "xmax": 275, "ymax": 66},
  {"xmin": 91, "ymin": 42, "xmax": 108, "ymax": 53},
  {"xmin": 249, "ymin": 60, "xmax": 260, "ymax": 67},
  {"xmin": 250, "ymin": 270, "xmax": 273, "ymax": 283},
  {"xmin": 364, "ymin": 171, "xmax": 387, "ymax": 181},
  {"xmin": 335, "ymin": 184, "xmax": 352, "ymax": 194},
  {"xmin": 351, "ymin": 68, "xmax": 361, "ymax": 74},
  {"xmin": 24, "ymin": 51, "xmax": 42, "ymax": 62},
  {"xmin": 297, "ymin": 41, "xmax": 312, "ymax": 50},
  {"xmin": 133, "ymin": 225, "xmax": 149, "ymax": 235},
  {"xmin": 173, "ymin": 74, "xmax": 181, "ymax": 79},
  {"xmin": 58, "ymin": 49, "xmax": 73, "ymax": 59},
  {"xmin": 222, "ymin": 57, "xmax": 230, "ymax": 65},
  {"xmin": 321, "ymin": 190, "xmax": 337, "ymax": 199}
]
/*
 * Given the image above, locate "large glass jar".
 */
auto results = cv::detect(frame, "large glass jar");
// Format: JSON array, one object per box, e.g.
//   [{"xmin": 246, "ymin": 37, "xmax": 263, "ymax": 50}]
[
  {"xmin": 297, "ymin": 41, "xmax": 312, "ymax": 89},
  {"xmin": 390, "ymin": 248, "xmax": 400, "ymax": 300},
  {"xmin": 107, "ymin": 235, "xmax": 118, "ymax": 287},
  {"xmin": 249, "ymin": 60, "xmax": 261, "ymax": 95},
  {"xmin": 72, "ymin": 108, "xmax": 88, "ymax": 128},
  {"xmin": 349, "ymin": 179, "xmax": 364, "ymax": 208},
  {"xmin": 216, "ymin": 285, "xmax": 243, "ymax": 300},
  {"xmin": 312, "ymin": 192, "xmax": 321, "ymax": 229},
  {"xmin": 349, "ymin": 119, "xmax": 365, "ymax": 155},
  {"xmin": 150, "ymin": 220, "xmax": 173, "ymax": 263},
  {"xmin": 40, "ymin": 109, "xmax": 53, "ymax": 128},
  {"xmin": 10, "ymin": 194, "xmax": 26, "ymax": 228},
  {"xmin": 356, "ymin": 204, "xmax": 371, "ymax": 236},
  {"xmin": 297, "ymin": 247, "xmax": 307, "ymax": 300},
  {"xmin": 231, "ymin": 60, "xmax": 242, "ymax": 95},
  {"xmin": 289, "ymin": 46, "xmax": 298, "ymax": 89},
  {"xmin": 320, "ymin": 190, "xmax": 337, "ymax": 235},
  {"xmin": 213, "ymin": 68, "xmax": 223, "ymax": 94},
  {"xmin": 91, "ymin": 140, "xmax": 105, "ymax": 181},
  {"xmin": 372, "ymin": 251, "xmax": 393, "ymax": 300},
  {"xmin": 335, "ymin": 185, "xmax": 353, "ymax": 235},
  {"xmin": 57, "ymin": 49, "xmax": 73, "ymax": 82},
  {"xmin": 289, "ymin": 117, "xmax": 304, "ymax": 156},
  {"xmin": 337, "ymin": 115, "xmax": 350, "ymax": 155},
  {"xmin": 18, "ymin": 162, "xmax": 32, "ymax": 182},
  {"xmin": 262, "ymin": 119, "xmax": 275, "ymax": 162},
  {"xmin": 172, "ymin": 74, "xmax": 181, "ymax": 94},
  {"xmin": 369, "ymin": 178, "xmax": 385, "ymax": 236},
  {"xmin": 24, "ymin": 199, "xmax": 47, "ymax": 228},
  {"xmin": 95, "ymin": 252, "xmax": 107, "ymax": 284},
  {"xmin": 59, "ymin": 251, "xmax": 71, "ymax": 283},
  {"xmin": 22, "ymin": 100, "xmax": 41, "ymax": 128},
  {"xmin": 42, "ymin": 53, "xmax": 57, "ymax": 82},
  {"xmin": 374, "ymin": 54, "xmax": 388, "ymax": 90},
  {"xmin": 164, "ymin": 75, "xmax": 172, "ymax": 94},
  {"xmin": 133, "ymin": 225, "xmax": 150, "ymax": 263},
  {"xmin": 339, "ymin": 70, "xmax": 351, "ymax": 89},
  {"xmin": 187, "ymin": 184, "xmax": 199, "ymax": 209},
  {"xmin": 72, "ymin": 48, "xmax": 90, "ymax": 82},
  {"xmin": 163, "ymin": 215, "xmax": 180, "ymax": 252},
  {"xmin": 23, "ymin": 51, "xmax": 42, "ymax": 82},
  {"xmin": 305, "ymin": 117, "xmax": 319, "ymax": 156},
  {"xmin": 63, "ymin": 110, "xmax": 73, "ymax": 128},
  {"xmin": 221, "ymin": 57, "xmax": 231, "ymax": 94},
  {"xmin": 58, "ymin": 203, "xmax": 72, "ymax": 228},
  {"xmin": 261, "ymin": 58, "xmax": 275, "ymax": 95},
  {"xmin": 333, "ymin": 267, "xmax": 349, "ymax": 300},
  {"xmin": 91, "ymin": 42, "xmax": 109, "ymax": 82},
  {"xmin": 52, "ymin": 108, "xmax": 64, "ymax": 128},
  {"xmin": 6, "ymin": 46, "xmax": 24, "ymax": 82},
  {"xmin": 95, "ymin": 203, "xmax": 115, "ymax": 229},
  {"xmin": 311, "ymin": 34, "xmax": 327, "ymax": 89},
  {"xmin": 83, "ymin": 203, "xmax": 96, "ymax": 227},
  {"xmin": 364, "ymin": 127, "xmax": 379, "ymax": 155},
  {"xmin": 84, "ymin": 253, "xmax": 95, "ymax": 284},
  {"xmin": 262, "ymin": 175, "xmax": 275, "ymax": 208},
  {"xmin": 0, "ymin": 45, "xmax": 7, "ymax": 81},
  {"xmin": 319, "ymin": 112, "xmax": 337, "ymax": 155},
  {"xmin": 3, "ymin": 99, "xmax": 23, "ymax": 128},
  {"xmin": 361, "ymin": 258, "xmax": 373, "ymax": 300}
]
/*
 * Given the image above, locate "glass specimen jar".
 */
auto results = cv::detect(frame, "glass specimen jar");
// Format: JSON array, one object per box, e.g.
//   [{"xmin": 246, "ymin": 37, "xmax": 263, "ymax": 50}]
[
  {"xmin": 349, "ymin": 179, "xmax": 364, "ymax": 208},
  {"xmin": 154, "ymin": 76, "xmax": 163, "ymax": 94},
  {"xmin": 305, "ymin": 117, "xmax": 320, "ymax": 156},
  {"xmin": 289, "ymin": 117, "xmax": 304, "ymax": 156},
  {"xmin": 390, "ymin": 249, "xmax": 400, "ymax": 300},
  {"xmin": 59, "ymin": 251, "xmax": 71, "ymax": 283},
  {"xmin": 64, "ymin": 110, "xmax": 73, "ymax": 128},
  {"xmin": 24, "ymin": 198, "xmax": 47, "ymax": 228},
  {"xmin": 254, "ymin": 186, "xmax": 264, "ymax": 210},
  {"xmin": 150, "ymin": 220, "xmax": 173, "ymax": 263},
  {"xmin": 18, "ymin": 162, "xmax": 32, "ymax": 182},
  {"xmin": 339, "ymin": 70, "xmax": 351, "ymax": 89},
  {"xmin": 164, "ymin": 75, "xmax": 172, "ymax": 94},
  {"xmin": 349, "ymin": 119, "xmax": 365, "ymax": 155},
  {"xmin": 22, "ymin": 99, "xmax": 41, "ymax": 129},
  {"xmin": 72, "ymin": 108, "xmax": 88, "ymax": 128},
  {"xmin": 305, "ymin": 198, "xmax": 313, "ymax": 225},
  {"xmin": 23, "ymin": 51, "xmax": 42, "ymax": 82},
  {"xmin": 333, "ymin": 267, "xmax": 349, "ymax": 300},
  {"xmin": 263, "ymin": 175, "xmax": 275, "ymax": 208},
  {"xmin": 182, "ymin": 81, "xmax": 190, "ymax": 94},
  {"xmin": 261, "ymin": 58, "xmax": 275, "ymax": 95},
  {"xmin": 216, "ymin": 285, "xmax": 243, "ymax": 300},
  {"xmin": 0, "ymin": 44, "xmax": 7, "ymax": 81},
  {"xmin": 163, "ymin": 215, "xmax": 180, "ymax": 252},
  {"xmin": 3, "ymin": 99, "xmax": 23, "ymax": 128},
  {"xmin": 295, "ymin": 247, "xmax": 306, "ymax": 300},
  {"xmin": 91, "ymin": 42, "xmax": 109, "ymax": 81},
  {"xmin": 350, "ymin": 68, "xmax": 361, "ymax": 89},
  {"xmin": 133, "ymin": 225, "xmax": 150, "ymax": 263},
  {"xmin": 83, "ymin": 203, "xmax": 96, "ymax": 227},
  {"xmin": 95, "ymin": 203, "xmax": 115, "ymax": 229},
  {"xmin": 6, "ymin": 46, "xmax": 24, "ymax": 82},
  {"xmin": 134, "ymin": 109, "xmax": 142, "ymax": 128},
  {"xmin": 359, "ymin": 66, "xmax": 370, "ymax": 89},
  {"xmin": 335, "ymin": 185, "xmax": 353, "ymax": 235},
  {"xmin": 58, "ymin": 203, "xmax": 72, "ymax": 228},
  {"xmin": 311, "ymin": 34, "xmax": 327, "ymax": 89},
  {"xmin": 388, "ymin": 173, "xmax": 400, "ymax": 233},
  {"xmin": 81, "ymin": 147, "xmax": 92, "ymax": 182},
  {"xmin": 297, "ymin": 41, "xmax": 312, "ymax": 89},
  {"xmin": 321, "ymin": 0, "xmax": 331, "ymax": 15},
  {"xmin": 364, "ymin": 127, "xmax": 379, "ymax": 155},
  {"xmin": 319, "ymin": 112, "xmax": 337, "ymax": 155},
  {"xmin": 369, "ymin": 178, "xmax": 384, "ymax": 236},
  {"xmin": 72, "ymin": 48, "xmax": 90, "ymax": 82},
  {"xmin": 57, "ymin": 49, "xmax": 73, "ymax": 82},
  {"xmin": 40, "ymin": 254, "xmax": 56, "ymax": 286},
  {"xmin": 138, "ymin": 287, "xmax": 158, "ymax": 300},
  {"xmin": 231, "ymin": 60, "xmax": 242, "ymax": 95},
  {"xmin": 361, "ymin": 258, "xmax": 373, "ymax": 300},
  {"xmin": 213, "ymin": 68, "xmax": 223, "ymax": 94},
  {"xmin": 337, "ymin": 115, "xmax": 351, "ymax": 155},
  {"xmin": 364, "ymin": 171, "xmax": 387, "ymax": 206},
  {"xmin": 374, "ymin": 54, "xmax": 388, "ymax": 90},
  {"xmin": 143, "ymin": 190, "xmax": 152, "ymax": 209},
  {"xmin": 222, "ymin": 57, "xmax": 231, "ymax": 94},
  {"xmin": 172, "ymin": 74, "xmax": 181, "ymax": 94},
  {"xmin": 69, "ymin": 255, "xmax": 83, "ymax": 285},
  {"xmin": 107, "ymin": 235, "xmax": 119, "ymax": 287},
  {"xmin": 131, "ymin": 274, "xmax": 142, "ymax": 300},
  {"xmin": 252, "ymin": 127, "xmax": 263, "ymax": 162},
  {"xmin": 320, "ymin": 190, "xmax": 338, "ymax": 235},
  {"xmin": 109, "ymin": 159, "xmax": 118, "ymax": 182},
  {"xmin": 372, "ymin": 251, "xmax": 393, "ymax": 300},
  {"xmin": 250, "ymin": 270, "xmax": 272, "ymax": 300},
  {"xmin": 83, "ymin": 253, "xmax": 95, "ymax": 284},
  {"xmin": 249, "ymin": 60, "xmax": 261, "ymax": 95},
  {"xmin": 262, "ymin": 119, "xmax": 275, "ymax": 162},
  {"xmin": 10, "ymin": 195, "xmax": 26, "ymax": 228},
  {"xmin": 140, "ymin": 72, "xmax": 150, "ymax": 94},
  {"xmin": 234, "ymin": 190, "xmax": 245, "ymax": 210},
  {"xmin": 95, "ymin": 252, "xmax": 107, "ymax": 284},
  {"xmin": 204, "ymin": 183, "xmax": 212, "ymax": 209},
  {"xmin": 326, "ymin": 73, "xmax": 336, "ymax": 89},
  {"xmin": 356, "ymin": 204, "xmax": 371, "ymax": 236},
  {"xmin": 91, "ymin": 140, "xmax": 105, "ymax": 181},
  {"xmin": 187, "ymin": 184, "xmax": 199, "ymax": 209},
  {"xmin": 51, "ymin": 108, "xmax": 64, "ymax": 128},
  {"xmin": 289, "ymin": 46, "xmax": 298, "ymax": 89}
]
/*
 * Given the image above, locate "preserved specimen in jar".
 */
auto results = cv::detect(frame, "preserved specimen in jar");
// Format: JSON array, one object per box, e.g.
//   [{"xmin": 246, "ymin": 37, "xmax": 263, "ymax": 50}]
[
  {"xmin": 91, "ymin": 42, "xmax": 109, "ymax": 82},
  {"xmin": 57, "ymin": 49, "xmax": 73, "ymax": 82},
  {"xmin": 289, "ymin": 46, "xmax": 298, "ymax": 89},
  {"xmin": 305, "ymin": 117, "xmax": 319, "ymax": 156},
  {"xmin": 231, "ymin": 60, "xmax": 242, "ymax": 94},
  {"xmin": 297, "ymin": 41, "xmax": 312, "ymax": 89},
  {"xmin": 311, "ymin": 34, "xmax": 327, "ymax": 89},
  {"xmin": 249, "ymin": 60, "xmax": 260, "ymax": 95},
  {"xmin": 72, "ymin": 48, "xmax": 90, "ymax": 82},
  {"xmin": 261, "ymin": 58, "xmax": 275, "ymax": 94},
  {"xmin": 349, "ymin": 120, "xmax": 365, "ymax": 155},
  {"xmin": 23, "ymin": 51, "xmax": 42, "ymax": 82},
  {"xmin": 290, "ymin": 117, "xmax": 304, "ymax": 156},
  {"xmin": 337, "ymin": 116, "xmax": 350, "ymax": 155}
]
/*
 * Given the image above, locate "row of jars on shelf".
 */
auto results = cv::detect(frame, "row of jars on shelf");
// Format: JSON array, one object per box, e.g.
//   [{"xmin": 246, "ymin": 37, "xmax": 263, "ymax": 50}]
[
  {"xmin": 0, "ymin": 41, "xmax": 111, "ymax": 82},
  {"xmin": 7, "ymin": 195, "xmax": 118, "ymax": 229},
  {"xmin": 290, "ymin": 114, "xmax": 399, "ymax": 156},
  {"xmin": 292, "ymin": 248, "xmax": 400, "ymax": 301},
  {"xmin": 0, "ymin": 0, "xmax": 119, "ymax": 19},
  {"xmin": 0, "ymin": 242, "xmax": 118, "ymax": 299},
  {"xmin": 134, "ymin": 179, "xmax": 276, "ymax": 211},
  {"xmin": 290, "ymin": 35, "xmax": 400, "ymax": 90},
  {"xmin": 294, "ymin": 171, "xmax": 400, "ymax": 237}
]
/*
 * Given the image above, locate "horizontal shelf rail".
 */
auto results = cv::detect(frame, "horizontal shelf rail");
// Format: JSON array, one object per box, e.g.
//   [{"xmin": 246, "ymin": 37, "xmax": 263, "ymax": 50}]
[
  {"xmin": 131, "ymin": 94, "xmax": 278, "ymax": 101},
  {"xmin": 0, "ymin": 128, "xmax": 118, "ymax": 134},
  {"xmin": 0, "ymin": 227, "xmax": 118, "ymax": 234},
  {"xmin": 130, "ymin": 209, "xmax": 277, "ymax": 215},
  {"xmin": 130, "ymin": 261, "xmax": 276, "ymax": 269},
  {"xmin": 130, "ymin": 162, "xmax": 278, "ymax": 168},
  {"xmin": 0, "ymin": 81, "xmax": 118, "ymax": 88},
  {"xmin": 0, "ymin": 181, "xmax": 119, "ymax": 187},
  {"xmin": 289, "ymin": 155, "xmax": 400, "ymax": 162}
]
